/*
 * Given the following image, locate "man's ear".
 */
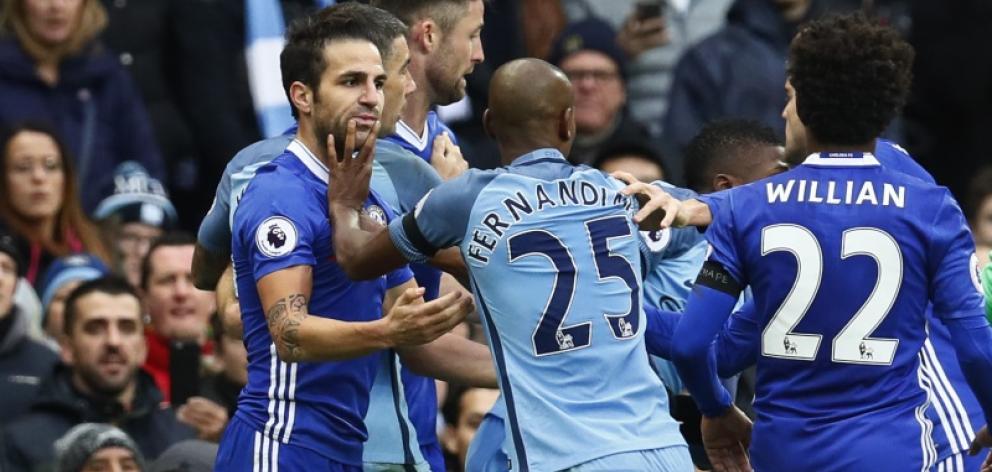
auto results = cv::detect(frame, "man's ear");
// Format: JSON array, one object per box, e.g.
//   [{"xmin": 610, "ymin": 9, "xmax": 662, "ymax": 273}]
[
  {"xmin": 483, "ymin": 109, "xmax": 495, "ymax": 139},
  {"xmin": 289, "ymin": 81, "xmax": 313, "ymax": 117},
  {"xmin": 411, "ymin": 19, "xmax": 440, "ymax": 53},
  {"xmin": 59, "ymin": 336, "xmax": 74, "ymax": 365},
  {"xmin": 559, "ymin": 107, "xmax": 575, "ymax": 141},
  {"xmin": 713, "ymin": 174, "xmax": 742, "ymax": 191}
]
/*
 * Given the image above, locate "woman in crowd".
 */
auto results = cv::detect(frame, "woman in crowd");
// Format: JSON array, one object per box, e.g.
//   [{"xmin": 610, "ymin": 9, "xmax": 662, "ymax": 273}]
[
  {"xmin": 0, "ymin": 0, "xmax": 165, "ymax": 213},
  {"xmin": 0, "ymin": 122, "xmax": 109, "ymax": 286}
]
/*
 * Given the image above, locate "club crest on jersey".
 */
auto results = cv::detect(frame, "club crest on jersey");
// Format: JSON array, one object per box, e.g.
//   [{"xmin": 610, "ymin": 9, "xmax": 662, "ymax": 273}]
[
  {"xmin": 256, "ymin": 216, "xmax": 298, "ymax": 258},
  {"xmin": 363, "ymin": 205, "xmax": 387, "ymax": 226},
  {"xmin": 971, "ymin": 252, "xmax": 983, "ymax": 294},
  {"xmin": 640, "ymin": 228, "xmax": 671, "ymax": 252}
]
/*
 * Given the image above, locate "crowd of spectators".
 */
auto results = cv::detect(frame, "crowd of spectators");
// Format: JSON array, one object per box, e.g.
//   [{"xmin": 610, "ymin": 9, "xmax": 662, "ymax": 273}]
[{"xmin": 0, "ymin": 0, "xmax": 988, "ymax": 470}]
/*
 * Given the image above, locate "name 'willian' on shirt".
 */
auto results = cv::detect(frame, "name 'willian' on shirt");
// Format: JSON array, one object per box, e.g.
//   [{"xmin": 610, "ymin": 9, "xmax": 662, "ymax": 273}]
[
  {"xmin": 765, "ymin": 179, "xmax": 906, "ymax": 208},
  {"xmin": 465, "ymin": 179, "xmax": 636, "ymax": 264}
]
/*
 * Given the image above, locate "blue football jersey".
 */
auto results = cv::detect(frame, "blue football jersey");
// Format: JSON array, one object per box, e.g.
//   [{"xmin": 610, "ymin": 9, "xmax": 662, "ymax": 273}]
[
  {"xmin": 383, "ymin": 111, "xmax": 458, "ymax": 163},
  {"xmin": 199, "ymin": 133, "xmax": 442, "ymax": 468},
  {"xmin": 703, "ymin": 151, "xmax": 985, "ymax": 471},
  {"xmin": 389, "ymin": 149, "xmax": 685, "ymax": 471},
  {"xmin": 229, "ymin": 139, "xmax": 414, "ymax": 466}
]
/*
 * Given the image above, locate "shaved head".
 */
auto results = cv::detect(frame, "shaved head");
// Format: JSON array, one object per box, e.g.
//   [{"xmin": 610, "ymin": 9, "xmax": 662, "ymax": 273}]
[{"xmin": 485, "ymin": 58, "xmax": 575, "ymax": 164}]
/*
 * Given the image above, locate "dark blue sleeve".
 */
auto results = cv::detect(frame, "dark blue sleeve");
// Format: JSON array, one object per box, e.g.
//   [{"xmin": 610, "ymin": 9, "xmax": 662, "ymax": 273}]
[
  {"xmin": 388, "ymin": 170, "xmax": 489, "ymax": 263},
  {"xmin": 927, "ymin": 190, "xmax": 986, "ymax": 320},
  {"xmin": 716, "ymin": 298, "xmax": 761, "ymax": 377},
  {"xmin": 241, "ymin": 179, "xmax": 319, "ymax": 281},
  {"xmin": 944, "ymin": 315, "xmax": 992, "ymax": 427},
  {"xmin": 696, "ymin": 190, "xmax": 728, "ymax": 222},
  {"xmin": 644, "ymin": 305, "xmax": 681, "ymax": 358},
  {"xmin": 671, "ymin": 284, "xmax": 740, "ymax": 417}
]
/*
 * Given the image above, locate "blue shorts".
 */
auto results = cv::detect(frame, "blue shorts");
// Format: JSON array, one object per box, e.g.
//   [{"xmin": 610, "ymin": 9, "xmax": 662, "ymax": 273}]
[
  {"xmin": 935, "ymin": 451, "xmax": 985, "ymax": 472},
  {"xmin": 216, "ymin": 416, "xmax": 361, "ymax": 472},
  {"xmin": 566, "ymin": 446, "xmax": 694, "ymax": 471}
]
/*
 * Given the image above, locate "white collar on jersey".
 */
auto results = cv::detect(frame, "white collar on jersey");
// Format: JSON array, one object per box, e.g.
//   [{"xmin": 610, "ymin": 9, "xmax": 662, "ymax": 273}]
[
  {"xmin": 287, "ymin": 139, "xmax": 329, "ymax": 183},
  {"xmin": 802, "ymin": 152, "xmax": 880, "ymax": 167},
  {"xmin": 394, "ymin": 119, "xmax": 429, "ymax": 152}
]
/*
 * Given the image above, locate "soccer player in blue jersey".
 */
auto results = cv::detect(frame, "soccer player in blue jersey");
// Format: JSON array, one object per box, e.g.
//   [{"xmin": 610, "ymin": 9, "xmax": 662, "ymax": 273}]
[
  {"xmin": 325, "ymin": 58, "xmax": 693, "ymax": 472},
  {"xmin": 629, "ymin": 122, "xmax": 992, "ymax": 472},
  {"xmin": 193, "ymin": 5, "xmax": 475, "ymax": 471},
  {"xmin": 657, "ymin": 15, "xmax": 992, "ymax": 472},
  {"xmin": 370, "ymin": 0, "xmax": 482, "ymax": 166},
  {"xmin": 213, "ymin": 10, "xmax": 496, "ymax": 472}
]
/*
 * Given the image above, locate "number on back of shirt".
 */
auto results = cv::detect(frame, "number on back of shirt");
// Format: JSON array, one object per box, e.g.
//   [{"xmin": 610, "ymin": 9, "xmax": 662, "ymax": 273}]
[
  {"xmin": 508, "ymin": 216, "xmax": 640, "ymax": 356},
  {"xmin": 761, "ymin": 224, "xmax": 901, "ymax": 365}
]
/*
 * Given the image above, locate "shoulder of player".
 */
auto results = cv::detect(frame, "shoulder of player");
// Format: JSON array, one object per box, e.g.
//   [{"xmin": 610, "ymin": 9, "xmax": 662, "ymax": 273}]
[
  {"xmin": 223, "ymin": 135, "xmax": 295, "ymax": 177},
  {"xmin": 424, "ymin": 168, "xmax": 501, "ymax": 206}
]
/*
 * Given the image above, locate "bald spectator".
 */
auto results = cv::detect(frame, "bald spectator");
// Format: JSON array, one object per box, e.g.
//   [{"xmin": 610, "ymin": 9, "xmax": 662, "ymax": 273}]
[{"xmin": 548, "ymin": 17, "xmax": 658, "ymax": 166}]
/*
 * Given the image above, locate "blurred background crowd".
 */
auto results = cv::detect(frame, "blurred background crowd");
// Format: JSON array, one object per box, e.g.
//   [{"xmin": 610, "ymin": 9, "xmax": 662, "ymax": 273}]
[{"xmin": 0, "ymin": 0, "xmax": 989, "ymax": 470}]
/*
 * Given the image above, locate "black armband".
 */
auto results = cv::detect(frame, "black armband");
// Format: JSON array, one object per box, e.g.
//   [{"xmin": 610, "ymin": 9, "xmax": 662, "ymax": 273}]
[
  {"xmin": 402, "ymin": 212, "xmax": 439, "ymax": 257},
  {"xmin": 695, "ymin": 260, "xmax": 743, "ymax": 297}
]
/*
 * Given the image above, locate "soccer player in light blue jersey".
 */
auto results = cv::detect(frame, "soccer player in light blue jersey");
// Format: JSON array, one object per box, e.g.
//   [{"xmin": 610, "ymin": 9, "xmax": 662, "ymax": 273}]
[
  {"xmin": 326, "ymin": 58, "xmax": 693, "ymax": 472},
  {"xmin": 658, "ymin": 15, "xmax": 992, "ymax": 472},
  {"xmin": 213, "ymin": 9, "xmax": 495, "ymax": 471}
]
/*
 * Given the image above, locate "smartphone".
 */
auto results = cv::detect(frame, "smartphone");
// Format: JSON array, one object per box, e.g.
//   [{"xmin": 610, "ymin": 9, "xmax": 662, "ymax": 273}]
[
  {"xmin": 170, "ymin": 341, "xmax": 202, "ymax": 406},
  {"xmin": 635, "ymin": 0, "xmax": 665, "ymax": 20}
]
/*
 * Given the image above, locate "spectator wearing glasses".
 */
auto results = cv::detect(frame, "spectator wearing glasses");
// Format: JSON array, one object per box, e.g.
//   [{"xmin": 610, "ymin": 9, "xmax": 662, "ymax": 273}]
[{"xmin": 548, "ymin": 17, "xmax": 658, "ymax": 167}]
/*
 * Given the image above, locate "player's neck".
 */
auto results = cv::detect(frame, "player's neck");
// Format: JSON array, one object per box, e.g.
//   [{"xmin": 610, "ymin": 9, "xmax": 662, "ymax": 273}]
[
  {"xmin": 805, "ymin": 137, "xmax": 875, "ymax": 155},
  {"xmin": 295, "ymin": 124, "xmax": 328, "ymax": 164},
  {"xmin": 499, "ymin": 142, "xmax": 564, "ymax": 166},
  {"xmin": 400, "ymin": 90, "xmax": 431, "ymax": 136}
]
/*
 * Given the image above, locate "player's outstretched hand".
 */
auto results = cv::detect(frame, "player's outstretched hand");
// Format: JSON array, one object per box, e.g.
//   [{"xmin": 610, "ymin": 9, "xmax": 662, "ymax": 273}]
[
  {"xmin": 968, "ymin": 425, "xmax": 992, "ymax": 472},
  {"xmin": 612, "ymin": 171, "xmax": 680, "ymax": 229},
  {"xmin": 430, "ymin": 132, "xmax": 468, "ymax": 181},
  {"xmin": 326, "ymin": 119, "xmax": 380, "ymax": 212},
  {"xmin": 384, "ymin": 287, "xmax": 474, "ymax": 346},
  {"xmin": 701, "ymin": 406, "xmax": 753, "ymax": 472}
]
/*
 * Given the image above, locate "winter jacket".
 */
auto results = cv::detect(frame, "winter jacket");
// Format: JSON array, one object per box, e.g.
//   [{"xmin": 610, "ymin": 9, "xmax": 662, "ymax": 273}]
[
  {"xmin": 0, "ymin": 365, "xmax": 194, "ymax": 470},
  {"xmin": 0, "ymin": 38, "xmax": 166, "ymax": 214},
  {"xmin": 661, "ymin": 0, "xmax": 816, "ymax": 183},
  {"xmin": 0, "ymin": 306, "xmax": 59, "ymax": 420}
]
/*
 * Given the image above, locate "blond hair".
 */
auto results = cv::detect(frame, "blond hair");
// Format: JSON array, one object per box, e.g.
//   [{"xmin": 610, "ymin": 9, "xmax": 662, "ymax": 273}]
[{"xmin": 0, "ymin": 0, "xmax": 108, "ymax": 63}]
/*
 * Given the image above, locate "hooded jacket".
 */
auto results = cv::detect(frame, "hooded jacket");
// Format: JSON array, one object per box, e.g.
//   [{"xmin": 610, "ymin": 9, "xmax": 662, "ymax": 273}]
[
  {"xmin": 0, "ymin": 306, "xmax": 59, "ymax": 419},
  {"xmin": 0, "ymin": 365, "xmax": 194, "ymax": 471},
  {"xmin": 662, "ymin": 0, "xmax": 816, "ymax": 182},
  {"xmin": 0, "ymin": 38, "xmax": 166, "ymax": 214}
]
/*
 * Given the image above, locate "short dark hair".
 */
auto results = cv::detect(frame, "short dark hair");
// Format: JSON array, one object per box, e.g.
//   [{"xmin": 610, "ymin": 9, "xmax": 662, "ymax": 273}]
[
  {"xmin": 281, "ymin": 3, "xmax": 407, "ymax": 119},
  {"xmin": 140, "ymin": 232, "xmax": 196, "ymax": 290},
  {"xmin": 788, "ymin": 14, "xmax": 914, "ymax": 146},
  {"xmin": 685, "ymin": 119, "xmax": 781, "ymax": 192},
  {"xmin": 370, "ymin": 0, "xmax": 473, "ymax": 34},
  {"xmin": 592, "ymin": 142, "xmax": 667, "ymax": 177},
  {"xmin": 63, "ymin": 276, "xmax": 141, "ymax": 336}
]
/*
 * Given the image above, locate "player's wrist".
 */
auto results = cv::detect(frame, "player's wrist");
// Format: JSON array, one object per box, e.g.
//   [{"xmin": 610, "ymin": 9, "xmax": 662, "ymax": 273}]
[{"xmin": 363, "ymin": 319, "xmax": 395, "ymax": 349}]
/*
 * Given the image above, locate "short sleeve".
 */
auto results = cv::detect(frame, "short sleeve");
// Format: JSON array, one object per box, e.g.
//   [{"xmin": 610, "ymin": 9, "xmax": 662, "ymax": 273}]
[
  {"xmin": 703, "ymin": 192, "xmax": 744, "ymax": 284},
  {"xmin": 386, "ymin": 265, "xmax": 414, "ymax": 289},
  {"xmin": 696, "ymin": 190, "xmax": 728, "ymax": 220},
  {"xmin": 378, "ymin": 144, "xmax": 443, "ymax": 213},
  {"xmin": 388, "ymin": 171, "xmax": 487, "ymax": 263},
  {"xmin": 928, "ymin": 191, "xmax": 986, "ymax": 320},
  {"xmin": 197, "ymin": 173, "xmax": 233, "ymax": 253},
  {"xmin": 239, "ymin": 180, "xmax": 319, "ymax": 281}
]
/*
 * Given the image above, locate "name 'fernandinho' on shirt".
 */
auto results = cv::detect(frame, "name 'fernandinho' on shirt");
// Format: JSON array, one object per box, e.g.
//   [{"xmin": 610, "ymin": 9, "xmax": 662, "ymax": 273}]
[
  {"xmin": 466, "ymin": 179, "xmax": 636, "ymax": 263},
  {"xmin": 766, "ymin": 179, "xmax": 906, "ymax": 208}
]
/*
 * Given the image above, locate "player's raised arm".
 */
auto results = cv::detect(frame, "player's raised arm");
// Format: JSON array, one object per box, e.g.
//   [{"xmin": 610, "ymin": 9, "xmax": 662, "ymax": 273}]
[{"xmin": 613, "ymin": 171, "xmax": 714, "ymax": 229}]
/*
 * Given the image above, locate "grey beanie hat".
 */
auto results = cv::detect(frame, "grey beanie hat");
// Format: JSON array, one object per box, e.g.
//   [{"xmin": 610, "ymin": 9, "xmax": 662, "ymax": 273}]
[{"xmin": 55, "ymin": 423, "xmax": 146, "ymax": 472}]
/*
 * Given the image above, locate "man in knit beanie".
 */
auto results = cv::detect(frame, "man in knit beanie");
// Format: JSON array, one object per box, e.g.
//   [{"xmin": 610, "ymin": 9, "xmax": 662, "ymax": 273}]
[{"xmin": 55, "ymin": 423, "xmax": 146, "ymax": 472}]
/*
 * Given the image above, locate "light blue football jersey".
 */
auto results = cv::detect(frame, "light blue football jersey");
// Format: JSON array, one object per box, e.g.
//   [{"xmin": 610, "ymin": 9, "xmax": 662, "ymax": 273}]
[
  {"xmin": 700, "ymin": 151, "xmax": 986, "ymax": 471},
  {"xmin": 389, "ymin": 148, "xmax": 685, "ymax": 471}
]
